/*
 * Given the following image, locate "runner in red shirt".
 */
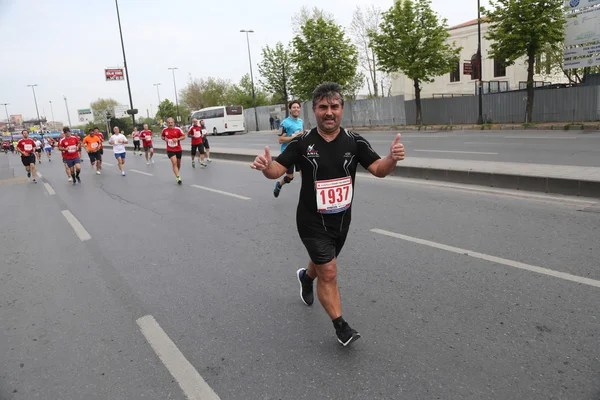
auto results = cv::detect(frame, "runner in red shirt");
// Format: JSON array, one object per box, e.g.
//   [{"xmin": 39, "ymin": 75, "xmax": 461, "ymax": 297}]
[
  {"xmin": 58, "ymin": 127, "xmax": 82, "ymax": 185},
  {"xmin": 94, "ymin": 127, "xmax": 105, "ymax": 156},
  {"xmin": 16, "ymin": 130, "xmax": 38, "ymax": 183},
  {"xmin": 140, "ymin": 124, "xmax": 154, "ymax": 164},
  {"xmin": 161, "ymin": 117, "xmax": 185, "ymax": 184},
  {"xmin": 187, "ymin": 118, "xmax": 206, "ymax": 168}
]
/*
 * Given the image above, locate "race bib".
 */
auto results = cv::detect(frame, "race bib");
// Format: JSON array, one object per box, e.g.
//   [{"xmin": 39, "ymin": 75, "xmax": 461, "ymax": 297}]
[
  {"xmin": 201, "ymin": 129, "xmax": 208, "ymax": 135},
  {"xmin": 316, "ymin": 177, "xmax": 353, "ymax": 214},
  {"xmin": 168, "ymin": 139, "xmax": 177, "ymax": 147},
  {"xmin": 23, "ymin": 144, "xmax": 33, "ymax": 151},
  {"xmin": 91, "ymin": 142, "xmax": 99, "ymax": 149},
  {"xmin": 67, "ymin": 145, "xmax": 77, "ymax": 153},
  {"xmin": 193, "ymin": 130, "xmax": 201, "ymax": 138}
]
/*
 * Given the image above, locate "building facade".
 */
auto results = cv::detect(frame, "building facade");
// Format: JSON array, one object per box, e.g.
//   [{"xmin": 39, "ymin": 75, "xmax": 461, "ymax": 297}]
[{"xmin": 391, "ymin": 19, "xmax": 569, "ymax": 100}]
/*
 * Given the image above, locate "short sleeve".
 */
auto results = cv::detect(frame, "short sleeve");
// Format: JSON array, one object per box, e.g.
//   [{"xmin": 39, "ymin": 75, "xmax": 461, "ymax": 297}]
[
  {"xmin": 275, "ymin": 138, "xmax": 300, "ymax": 168},
  {"xmin": 355, "ymin": 133, "xmax": 381, "ymax": 169}
]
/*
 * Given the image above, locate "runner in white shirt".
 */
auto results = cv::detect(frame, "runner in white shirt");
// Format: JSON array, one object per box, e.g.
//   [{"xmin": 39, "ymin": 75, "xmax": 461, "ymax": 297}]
[
  {"xmin": 34, "ymin": 138, "xmax": 43, "ymax": 164},
  {"xmin": 108, "ymin": 126, "xmax": 128, "ymax": 176},
  {"xmin": 43, "ymin": 136, "xmax": 54, "ymax": 162}
]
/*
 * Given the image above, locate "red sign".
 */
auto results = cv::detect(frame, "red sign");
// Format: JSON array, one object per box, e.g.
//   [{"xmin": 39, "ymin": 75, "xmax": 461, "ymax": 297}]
[
  {"xmin": 105, "ymin": 68, "xmax": 124, "ymax": 81},
  {"xmin": 463, "ymin": 62, "xmax": 473, "ymax": 75}
]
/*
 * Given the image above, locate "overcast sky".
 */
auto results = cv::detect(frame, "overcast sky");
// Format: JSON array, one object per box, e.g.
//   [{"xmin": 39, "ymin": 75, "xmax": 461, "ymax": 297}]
[{"xmin": 0, "ymin": 0, "xmax": 489, "ymax": 124}]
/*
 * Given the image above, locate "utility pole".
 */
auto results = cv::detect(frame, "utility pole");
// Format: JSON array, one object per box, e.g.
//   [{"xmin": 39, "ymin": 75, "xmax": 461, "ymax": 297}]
[
  {"xmin": 168, "ymin": 68, "xmax": 180, "ymax": 123},
  {"xmin": 49, "ymin": 100, "xmax": 56, "ymax": 128},
  {"xmin": 477, "ymin": 0, "xmax": 484, "ymax": 125},
  {"xmin": 63, "ymin": 96, "xmax": 72, "ymax": 127},
  {"xmin": 27, "ymin": 84, "xmax": 42, "ymax": 131},
  {"xmin": 240, "ymin": 29, "xmax": 259, "ymax": 131},
  {"xmin": 115, "ymin": 0, "xmax": 136, "ymax": 126},
  {"xmin": 1, "ymin": 103, "xmax": 11, "ymax": 141}
]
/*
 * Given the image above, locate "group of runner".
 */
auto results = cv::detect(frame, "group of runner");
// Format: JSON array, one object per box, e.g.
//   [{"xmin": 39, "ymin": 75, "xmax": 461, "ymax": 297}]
[{"xmin": 13, "ymin": 118, "xmax": 213, "ymax": 185}]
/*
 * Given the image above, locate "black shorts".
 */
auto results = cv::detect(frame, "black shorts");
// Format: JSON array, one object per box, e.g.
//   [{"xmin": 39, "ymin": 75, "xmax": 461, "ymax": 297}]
[
  {"xmin": 89, "ymin": 151, "xmax": 102, "ymax": 163},
  {"xmin": 203, "ymin": 138, "xmax": 210, "ymax": 149},
  {"xmin": 99, "ymin": 148, "xmax": 104, "ymax": 155},
  {"xmin": 35, "ymin": 148, "xmax": 42, "ymax": 153},
  {"xmin": 21, "ymin": 154, "xmax": 36, "ymax": 166},
  {"xmin": 133, "ymin": 140, "xmax": 141, "ymax": 150},
  {"xmin": 191, "ymin": 143, "xmax": 205, "ymax": 156},
  {"xmin": 297, "ymin": 207, "xmax": 350, "ymax": 265},
  {"xmin": 167, "ymin": 151, "xmax": 183, "ymax": 160},
  {"xmin": 286, "ymin": 164, "xmax": 301, "ymax": 175}
]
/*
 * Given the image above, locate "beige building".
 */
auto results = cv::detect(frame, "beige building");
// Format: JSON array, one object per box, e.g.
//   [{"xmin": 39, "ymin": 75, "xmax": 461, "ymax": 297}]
[{"xmin": 391, "ymin": 19, "xmax": 569, "ymax": 100}]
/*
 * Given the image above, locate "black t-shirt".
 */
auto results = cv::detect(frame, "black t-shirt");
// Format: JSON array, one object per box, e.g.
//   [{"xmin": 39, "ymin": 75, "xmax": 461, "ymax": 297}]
[{"xmin": 276, "ymin": 127, "xmax": 381, "ymax": 229}]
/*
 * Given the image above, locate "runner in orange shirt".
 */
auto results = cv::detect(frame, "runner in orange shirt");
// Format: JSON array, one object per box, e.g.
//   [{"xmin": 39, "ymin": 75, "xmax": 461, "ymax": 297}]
[{"xmin": 82, "ymin": 129, "xmax": 103, "ymax": 175}]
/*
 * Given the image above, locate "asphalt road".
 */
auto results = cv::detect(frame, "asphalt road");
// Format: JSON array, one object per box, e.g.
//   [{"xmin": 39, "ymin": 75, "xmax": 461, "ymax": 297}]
[
  {"xmin": 205, "ymin": 129, "xmax": 600, "ymax": 167},
  {"xmin": 2, "ymin": 152, "xmax": 600, "ymax": 399}
]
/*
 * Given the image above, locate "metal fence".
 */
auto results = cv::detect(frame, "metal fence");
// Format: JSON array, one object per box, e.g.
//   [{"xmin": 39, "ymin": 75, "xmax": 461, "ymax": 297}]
[
  {"xmin": 245, "ymin": 86, "xmax": 600, "ymax": 129},
  {"xmin": 406, "ymin": 85, "xmax": 600, "ymax": 125}
]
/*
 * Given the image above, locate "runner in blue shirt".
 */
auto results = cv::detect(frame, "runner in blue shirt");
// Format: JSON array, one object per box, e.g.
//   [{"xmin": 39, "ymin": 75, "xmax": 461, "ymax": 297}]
[{"xmin": 274, "ymin": 100, "xmax": 305, "ymax": 198}]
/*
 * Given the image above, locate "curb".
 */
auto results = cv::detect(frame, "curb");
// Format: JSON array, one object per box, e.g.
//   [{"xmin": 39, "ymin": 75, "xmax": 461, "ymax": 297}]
[{"xmin": 104, "ymin": 145, "xmax": 600, "ymax": 199}]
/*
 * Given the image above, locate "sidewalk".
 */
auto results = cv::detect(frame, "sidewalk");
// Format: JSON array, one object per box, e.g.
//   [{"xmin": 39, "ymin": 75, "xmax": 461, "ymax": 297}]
[{"xmin": 106, "ymin": 141, "xmax": 600, "ymax": 198}]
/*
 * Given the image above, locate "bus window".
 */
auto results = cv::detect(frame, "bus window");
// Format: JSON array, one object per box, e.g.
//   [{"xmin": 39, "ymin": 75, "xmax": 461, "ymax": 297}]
[{"xmin": 226, "ymin": 106, "xmax": 243, "ymax": 115}]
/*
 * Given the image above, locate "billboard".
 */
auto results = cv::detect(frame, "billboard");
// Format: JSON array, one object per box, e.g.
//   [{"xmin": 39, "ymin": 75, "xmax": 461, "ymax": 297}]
[
  {"xmin": 113, "ymin": 105, "xmax": 129, "ymax": 118},
  {"xmin": 77, "ymin": 108, "xmax": 93, "ymax": 123},
  {"xmin": 564, "ymin": 55, "xmax": 600, "ymax": 69},
  {"xmin": 565, "ymin": 0, "xmax": 600, "ymax": 10},
  {"xmin": 105, "ymin": 68, "xmax": 124, "ymax": 81},
  {"xmin": 564, "ymin": 7, "xmax": 600, "ymax": 46}
]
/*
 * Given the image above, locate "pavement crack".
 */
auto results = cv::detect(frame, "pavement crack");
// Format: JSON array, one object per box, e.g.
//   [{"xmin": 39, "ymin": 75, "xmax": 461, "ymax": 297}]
[{"xmin": 97, "ymin": 182, "xmax": 163, "ymax": 216}]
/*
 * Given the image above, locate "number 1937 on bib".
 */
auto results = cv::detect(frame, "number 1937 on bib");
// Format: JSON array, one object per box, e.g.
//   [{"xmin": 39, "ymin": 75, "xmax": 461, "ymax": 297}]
[{"xmin": 316, "ymin": 177, "xmax": 353, "ymax": 214}]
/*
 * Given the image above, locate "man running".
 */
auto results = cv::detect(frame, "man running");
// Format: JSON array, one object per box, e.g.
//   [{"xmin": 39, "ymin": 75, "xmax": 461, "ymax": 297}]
[
  {"xmin": 140, "ymin": 124, "xmax": 154, "ymax": 164},
  {"xmin": 82, "ymin": 128, "xmax": 103, "ymax": 175},
  {"xmin": 58, "ymin": 127, "xmax": 82, "ymax": 185},
  {"xmin": 16, "ymin": 130, "xmax": 38, "ymax": 183},
  {"xmin": 251, "ymin": 82, "xmax": 406, "ymax": 346},
  {"xmin": 188, "ymin": 118, "xmax": 206, "ymax": 168},
  {"xmin": 34, "ymin": 137, "xmax": 43, "ymax": 163},
  {"xmin": 273, "ymin": 100, "xmax": 304, "ymax": 198},
  {"xmin": 43, "ymin": 135, "xmax": 54, "ymax": 162},
  {"xmin": 109, "ymin": 126, "xmax": 128, "ymax": 176},
  {"xmin": 200, "ymin": 120, "xmax": 211, "ymax": 162},
  {"xmin": 58, "ymin": 131, "xmax": 72, "ymax": 182},
  {"xmin": 161, "ymin": 117, "xmax": 185, "ymax": 184},
  {"xmin": 132, "ymin": 127, "xmax": 142, "ymax": 156}
]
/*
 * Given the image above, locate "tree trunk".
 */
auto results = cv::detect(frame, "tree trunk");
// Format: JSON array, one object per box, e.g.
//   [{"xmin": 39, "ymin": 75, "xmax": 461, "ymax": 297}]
[
  {"xmin": 526, "ymin": 52, "xmax": 535, "ymax": 123},
  {"xmin": 283, "ymin": 68, "xmax": 289, "ymax": 118},
  {"xmin": 372, "ymin": 49, "xmax": 378, "ymax": 97},
  {"xmin": 414, "ymin": 78, "xmax": 422, "ymax": 125}
]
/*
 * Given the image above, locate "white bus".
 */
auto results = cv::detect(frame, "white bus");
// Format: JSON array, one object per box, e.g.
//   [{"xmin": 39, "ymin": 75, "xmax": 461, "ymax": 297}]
[{"xmin": 189, "ymin": 106, "xmax": 245, "ymax": 136}]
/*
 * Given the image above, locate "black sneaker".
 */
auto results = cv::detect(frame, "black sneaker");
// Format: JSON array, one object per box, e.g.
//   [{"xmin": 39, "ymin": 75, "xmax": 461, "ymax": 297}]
[
  {"xmin": 273, "ymin": 181, "xmax": 282, "ymax": 198},
  {"xmin": 296, "ymin": 268, "xmax": 314, "ymax": 306},
  {"xmin": 336, "ymin": 322, "xmax": 361, "ymax": 347},
  {"xmin": 76, "ymin": 176, "xmax": 81, "ymax": 183}
]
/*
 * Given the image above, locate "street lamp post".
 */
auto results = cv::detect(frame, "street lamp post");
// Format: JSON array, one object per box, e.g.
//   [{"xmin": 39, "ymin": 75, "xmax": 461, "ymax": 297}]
[
  {"xmin": 49, "ymin": 101, "xmax": 56, "ymax": 128},
  {"xmin": 240, "ymin": 29, "xmax": 259, "ymax": 132},
  {"xmin": 477, "ymin": 0, "xmax": 484, "ymax": 125},
  {"xmin": 168, "ymin": 68, "xmax": 180, "ymax": 123},
  {"xmin": 63, "ymin": 96, "xmax": 72, "ymax": 127},
  {"xmin": 27, "ymin": 84, "xmax": 42, "ymax": 131},
  {"xmin": 154, "ymin": 83, "xmax": 162, "ymax": 105},
  {"xmin": 115, "ymin": 0, "xmax": 136, "ymax": 127},
  {"xmin": 1, "ymin": 103, "xmax": 11, "ymax": 141}
]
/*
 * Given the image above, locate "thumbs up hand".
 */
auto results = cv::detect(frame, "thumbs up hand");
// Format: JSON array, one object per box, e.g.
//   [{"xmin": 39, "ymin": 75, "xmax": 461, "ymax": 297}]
[
  {"xmin": 390, "ymin": 133, "xmax": 405, "ymax": 161},
  {"xmin": 251, "ymin": 146, "xmax": 273, "ymax": 171}
]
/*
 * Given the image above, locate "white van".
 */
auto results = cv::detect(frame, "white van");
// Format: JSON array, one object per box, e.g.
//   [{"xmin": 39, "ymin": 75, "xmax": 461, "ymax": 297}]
[{"xmin": 190, "ymin": 106, "xmax": 245, "ymax": 136}]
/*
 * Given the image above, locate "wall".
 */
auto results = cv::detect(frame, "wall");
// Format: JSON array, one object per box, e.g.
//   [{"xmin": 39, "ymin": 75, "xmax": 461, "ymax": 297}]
[
  {"xmin": 404, "ymin": 86, "xmax": 600, "ymax": 125},
  {"xmin": 245, "ymin": 96, "xmax": 407, "ymax": 132}
]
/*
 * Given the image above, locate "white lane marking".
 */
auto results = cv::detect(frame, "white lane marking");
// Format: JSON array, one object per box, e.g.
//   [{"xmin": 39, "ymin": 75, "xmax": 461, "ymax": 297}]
[
  {"xmin": 61, "ymin": 210, "xmax": 92, "ymax": 241},
  {"xmin": 371, "ymin": 229, "xmax": 600, "ymax": 289},
  {"xmin": 191, "ymin": 184, "xmax": 251, "ymax": 200},
  {"xmin": 136, "ymin": 315, "xmax": 221, "ymax": 400},
  {"xmin": 359, "ymin": 173, "xmax": 597, "ymax": 206},
  {"xmin": 43, "ymin": 182, "xmax": 55, "ymax": 195},
  {"xmin": 103, "ymin": 162, "xmax": 114, "ymax": 166},
  {"xmin": 36, "ymin": 172, "xmax": 42, "ymax": 178},
  {"xmin": 130, "ymin": 169, "xmax": 154, "ymax": 176},
  {"xmin": 413, "ymin": 149, "xmax": 499, "ymax": 155},
  {"xmin": 503, "ymin": 136, "xmax": 577, "ymax": 139}
]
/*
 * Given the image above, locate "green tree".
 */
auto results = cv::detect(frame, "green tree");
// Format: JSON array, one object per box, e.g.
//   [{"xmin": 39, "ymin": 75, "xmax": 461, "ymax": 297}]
[
  {"xmin": 291, "ymin": 17, "xmax": 361, "ymax": 101},
  {"xmin": 259, "ymin": 42, "xmax": 295, "ymax": 114},
  {"xmin": 90, "ymin": 98, "xmax": 119, "ymax": 123},
  {"xmin": 156, "ymin": 99, "xmax": 178, "ymax": 123},
  {"xmin": 371, "ymin": 0, "xmax": 461, "ymax": 125},
  {"xmin": 483, "ymin": 0, "xmax": 565, "ymax": 123},
  {"xmin": 180, "ymin": 77, "xmax": 233, "ymax": 110},
  {"xmin": 226, "ymin": 74, "xmax": 271, "ymax": 110}
]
